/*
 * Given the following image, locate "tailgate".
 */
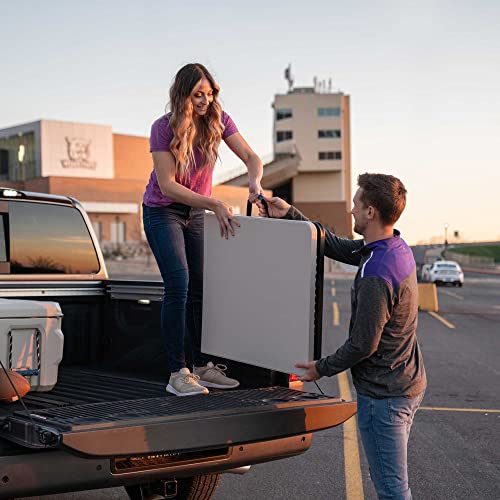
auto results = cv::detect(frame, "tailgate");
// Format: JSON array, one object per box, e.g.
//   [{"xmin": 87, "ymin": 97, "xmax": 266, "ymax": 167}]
[{"xmin": 0, "ymin": 387, "xmax": 356, "ymax": 457}]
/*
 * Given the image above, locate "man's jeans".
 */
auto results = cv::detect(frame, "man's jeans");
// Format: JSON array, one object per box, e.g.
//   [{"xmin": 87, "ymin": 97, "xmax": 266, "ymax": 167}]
[
  {"xmin": 357, "ymin": 392, "xmax": 425, "ymax": 500},
  {"xmin": 143, "ymin": 203, "xmax": 209, "ymax": 373}
]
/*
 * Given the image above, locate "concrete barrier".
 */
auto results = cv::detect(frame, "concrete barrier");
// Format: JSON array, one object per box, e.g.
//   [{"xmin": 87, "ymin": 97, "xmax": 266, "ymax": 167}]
[{"xmin": 418, "ymin": 283, "xmax": 439, "ymax": 312}]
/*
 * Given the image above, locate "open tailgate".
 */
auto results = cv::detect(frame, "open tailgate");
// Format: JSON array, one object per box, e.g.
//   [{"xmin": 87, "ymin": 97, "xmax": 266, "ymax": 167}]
[{"xmin": 0, "ymin": 387, "xmax": 356, "ymax": 457}]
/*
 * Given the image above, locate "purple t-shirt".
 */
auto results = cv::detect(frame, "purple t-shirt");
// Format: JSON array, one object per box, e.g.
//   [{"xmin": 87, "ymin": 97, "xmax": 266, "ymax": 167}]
[{"xmin": 143, "ymin": 111, "xmax": 239, "ymax": 207}]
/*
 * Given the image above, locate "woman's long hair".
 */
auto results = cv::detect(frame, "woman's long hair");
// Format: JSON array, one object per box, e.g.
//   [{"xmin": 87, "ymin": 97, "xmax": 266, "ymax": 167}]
[{"xmin": 168, "ymin": 63, "xmax": 224, "ymax": 180}]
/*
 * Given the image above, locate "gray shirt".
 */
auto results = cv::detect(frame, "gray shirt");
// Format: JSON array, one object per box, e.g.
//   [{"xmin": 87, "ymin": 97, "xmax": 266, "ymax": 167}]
[{"xmin": 286, "ymin": 206, "xmax": 427, "ymax": 398}]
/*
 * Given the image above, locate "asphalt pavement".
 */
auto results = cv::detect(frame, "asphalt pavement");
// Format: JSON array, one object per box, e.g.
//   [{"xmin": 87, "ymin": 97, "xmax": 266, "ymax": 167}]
[{"xmin": 21, "ymin": 270, "xmax": 500, "ymax": 499}]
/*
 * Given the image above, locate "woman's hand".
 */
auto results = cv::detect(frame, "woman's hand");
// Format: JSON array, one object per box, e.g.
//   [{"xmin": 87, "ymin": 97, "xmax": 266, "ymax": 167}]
[
  {"xmin": 248, "ymin": 179, "xmax": 263, "ymax": 203},
  {"xmin": 256, "ymin": 195, "xmax": 290, "ymax": 219},
  {"xmin": 213, "ymin": 200, "xmax": 240, "ymax": 239}
]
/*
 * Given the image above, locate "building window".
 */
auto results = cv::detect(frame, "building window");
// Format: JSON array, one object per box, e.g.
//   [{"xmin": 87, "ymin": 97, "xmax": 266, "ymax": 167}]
[
  {"xmin": 276, "ymin": 108, "xmax": 293, "ymax": 120},
  {"xmin": 0, "ymin": 132, "xmax": 36, "ymax": 181},
  {"xmin": 0, "ymin": 150, "xmax": 8, "ymax": 179},
  {"xmin": 318, "ymin": 107, "xmax": 341, "ymax": 117},
  {"xmin": 318, "ymin": 151, "xmax": 342, "ymax": 160},
  {"xmin": 111, "ymin": 221, "xmax": 126, "ymax": 243},
  {"xmin": 318, "ymin": 129, "xmax": 341, "ymax": 139},
  {"xmin": 276, "ymin": 130, "xmax": 293, "ymax": 143}
]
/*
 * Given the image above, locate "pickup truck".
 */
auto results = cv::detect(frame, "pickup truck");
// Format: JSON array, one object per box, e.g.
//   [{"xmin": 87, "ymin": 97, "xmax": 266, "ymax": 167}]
[{"xmin": 0, "ymin": 188, "xmax": 356, "ymax": 499}]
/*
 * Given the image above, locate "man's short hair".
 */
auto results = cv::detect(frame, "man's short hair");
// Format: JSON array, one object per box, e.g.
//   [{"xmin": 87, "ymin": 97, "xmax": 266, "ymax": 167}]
[{"xmin": 357, "ymin": 173, "xmax": 407, "ymax": 226}]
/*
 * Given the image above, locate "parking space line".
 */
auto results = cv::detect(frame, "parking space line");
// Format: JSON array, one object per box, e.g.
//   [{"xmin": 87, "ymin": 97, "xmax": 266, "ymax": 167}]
[
  {"xmin": 331, "ymin": 287, "xmax": 337, "ymax": 297},
  {"xmin": 338, "ymin": 371, "xmax": 364, "ymax": 500},
  {"xmin": 420, "ymin": 406, "xmax": 500, "ymax": 413},
  {"xmin": 428, "ymin": 311, "xmax": 455, "ymax": 329},
  {"xmin": 332, "ymin": 302, "xmax": 340, "ymax": 326},
  {"xmin": 440, "ymin": 290, "xmax": 464, "ymax": 301}
]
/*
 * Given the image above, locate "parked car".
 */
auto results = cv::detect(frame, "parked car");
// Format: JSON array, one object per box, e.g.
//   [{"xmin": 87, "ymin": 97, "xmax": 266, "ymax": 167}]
[
  {"xmin": 428, "ymin": 260, "xmax": 464, "ymax": 287},
  {"xmin": 420, "ymin": 264, "xmax": 433, "ymax": 282}
]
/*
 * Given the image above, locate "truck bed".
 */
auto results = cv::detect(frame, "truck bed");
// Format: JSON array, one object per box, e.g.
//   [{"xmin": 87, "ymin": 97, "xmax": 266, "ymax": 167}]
[{"xmin": 0, "ymin": 367, "xmax": 167, "ymax": 420}]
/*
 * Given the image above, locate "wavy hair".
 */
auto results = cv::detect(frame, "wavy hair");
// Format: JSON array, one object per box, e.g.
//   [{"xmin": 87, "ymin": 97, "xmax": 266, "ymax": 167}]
[{"xmin": 168, "ymin": 63, "xmax": 224, "ymax": 181}]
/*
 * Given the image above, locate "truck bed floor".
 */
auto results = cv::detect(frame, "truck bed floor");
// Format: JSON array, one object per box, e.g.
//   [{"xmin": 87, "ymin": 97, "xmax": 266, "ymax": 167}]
[{"xmin": 0, "ymin": 367, "xmax": 167, "ymax": 420}]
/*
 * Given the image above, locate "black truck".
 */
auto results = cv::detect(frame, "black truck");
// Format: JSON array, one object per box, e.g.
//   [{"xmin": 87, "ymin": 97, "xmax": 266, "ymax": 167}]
[{"xmin": 0, "ymin": 188, "xmax": 355, "ymax": 499}]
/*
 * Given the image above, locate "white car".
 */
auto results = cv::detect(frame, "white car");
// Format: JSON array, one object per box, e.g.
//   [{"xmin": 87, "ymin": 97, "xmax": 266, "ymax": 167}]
[
  {"xmin": 428, "ymin": 260, "xmax": 464, "ymax": 287},
  {"xmin": 420, "ymin": 264, "xmax": 433, "ymax": 282}
]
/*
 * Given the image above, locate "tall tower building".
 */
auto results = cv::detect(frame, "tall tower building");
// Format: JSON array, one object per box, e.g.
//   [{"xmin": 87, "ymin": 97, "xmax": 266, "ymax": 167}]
[{"xmin": 272, "ymin": 85, "xmax": 352, "ymax": 237}]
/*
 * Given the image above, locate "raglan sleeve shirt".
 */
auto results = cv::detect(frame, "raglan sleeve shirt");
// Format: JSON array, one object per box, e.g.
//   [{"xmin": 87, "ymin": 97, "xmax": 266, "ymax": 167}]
[{"xmin": 315, "ymin": 277, "xmax": 393, "ymax": 377}]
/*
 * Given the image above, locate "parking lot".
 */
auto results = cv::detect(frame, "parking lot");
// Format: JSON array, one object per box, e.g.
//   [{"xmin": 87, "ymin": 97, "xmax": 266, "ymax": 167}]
[{"xmin": 25, "ymin": 271, "xmax": 500, "ymax": 500}]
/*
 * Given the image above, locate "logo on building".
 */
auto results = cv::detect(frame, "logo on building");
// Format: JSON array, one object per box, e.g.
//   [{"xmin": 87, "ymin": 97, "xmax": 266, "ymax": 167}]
[{"xmin": 61, "ymin": 137, "xmax": 97, "ymax": 170}]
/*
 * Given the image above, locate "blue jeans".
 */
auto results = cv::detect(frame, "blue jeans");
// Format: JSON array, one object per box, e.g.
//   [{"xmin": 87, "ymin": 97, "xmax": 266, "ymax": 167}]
[
  {"xmin": 357, "ymin": 391, "xmax": 425, "ymax": 500},
  {"xmin": 143, "ymin": 203, "xmax": 209, "ymax": 373}
]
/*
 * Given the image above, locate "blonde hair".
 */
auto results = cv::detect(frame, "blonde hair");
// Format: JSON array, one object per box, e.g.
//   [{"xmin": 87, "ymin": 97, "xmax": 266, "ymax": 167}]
[{"xmin": 168, "ymin": 64, "xmax": 224, "ymax": 181}]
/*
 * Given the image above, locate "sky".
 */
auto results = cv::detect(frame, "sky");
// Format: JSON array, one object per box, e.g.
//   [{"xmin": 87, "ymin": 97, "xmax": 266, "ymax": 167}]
[{"xmin": 1, "ymin": 0, "xmax": 499, "ymax": 244}]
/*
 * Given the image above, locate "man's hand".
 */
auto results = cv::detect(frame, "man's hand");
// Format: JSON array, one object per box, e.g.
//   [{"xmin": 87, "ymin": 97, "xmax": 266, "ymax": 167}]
[
  {"xmin": 294, "ymin": 361, "xmax": 321, "ymax": 382},
  {"xmin": 256, "ymin": 195, "xmax": 290, "ymax": 218}
]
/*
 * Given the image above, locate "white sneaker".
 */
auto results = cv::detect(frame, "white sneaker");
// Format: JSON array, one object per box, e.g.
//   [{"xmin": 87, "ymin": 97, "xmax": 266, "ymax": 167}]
[
  {"xmin": 166, "ymin": 368, "xmax": 209, "ymax": 396},
  {"xmin": 194, "ymin": 362, "xmax": 240, "ymax": 389}
]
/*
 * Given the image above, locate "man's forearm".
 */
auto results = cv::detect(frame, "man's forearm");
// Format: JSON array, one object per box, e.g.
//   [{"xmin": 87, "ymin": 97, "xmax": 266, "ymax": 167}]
[
  {"xmin": 283, "ymin": 205, "xmax": 309, "ymax": 221},
  {"xmin": 315, "ymin": 339, "xmax": 375, "ymax": 377},
  {"xmin": 283, "ymin": 206, "xmax": 363, "ymax": 265}
]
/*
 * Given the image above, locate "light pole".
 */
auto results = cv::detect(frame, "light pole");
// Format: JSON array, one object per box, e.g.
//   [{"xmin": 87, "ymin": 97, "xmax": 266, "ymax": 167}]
[
  {"xmin": 444, "ymin": 223, "xmax": 449, "ymax": 249},
  {"xmin": 17, "ymin": 144, "xmax": 25, "ymax": 182}
]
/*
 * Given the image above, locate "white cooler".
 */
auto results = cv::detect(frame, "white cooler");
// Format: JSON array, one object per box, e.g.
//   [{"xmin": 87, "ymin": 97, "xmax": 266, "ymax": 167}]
[{"xmin": 0, "ymin": 299, "xmax": 64, "ymax": 392}]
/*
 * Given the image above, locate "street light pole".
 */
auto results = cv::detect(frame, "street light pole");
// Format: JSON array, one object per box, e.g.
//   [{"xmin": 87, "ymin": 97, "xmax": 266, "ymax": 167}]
[
  {"xmin": 444, "ymin": 223, "xmax": 449, "ymax": 249},
  {"xmin": 17, "ymin": 144, "xmax": 25, "ymax": 183}
]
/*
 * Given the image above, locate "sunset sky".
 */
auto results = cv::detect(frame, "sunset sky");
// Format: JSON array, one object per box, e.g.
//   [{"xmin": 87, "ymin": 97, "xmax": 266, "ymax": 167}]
[{"xmin": 2, "ymin": 0, "xmax": 499, "ymax": 244}]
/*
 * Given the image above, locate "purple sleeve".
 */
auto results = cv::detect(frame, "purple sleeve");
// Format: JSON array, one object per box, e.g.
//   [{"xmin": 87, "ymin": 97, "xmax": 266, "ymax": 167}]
[
  {"xmin": 222, "ymin": 111, "xmax": 239, "ymax": 140},
  {"xmin": 150, "ymin": 116, "xmax": 174, "ymax": 153}
]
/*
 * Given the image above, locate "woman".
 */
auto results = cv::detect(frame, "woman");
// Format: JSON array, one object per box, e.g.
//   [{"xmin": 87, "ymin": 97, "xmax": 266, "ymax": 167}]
[{"xmin": 143, "ymin": 63, "xmax": 263, "ymax": 396}]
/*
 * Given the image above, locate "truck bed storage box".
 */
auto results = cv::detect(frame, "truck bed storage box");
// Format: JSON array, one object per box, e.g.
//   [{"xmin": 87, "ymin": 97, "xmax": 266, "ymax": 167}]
[{"xmin": 0, "ymin": 299, "xmax": 64, "ymax": 392}]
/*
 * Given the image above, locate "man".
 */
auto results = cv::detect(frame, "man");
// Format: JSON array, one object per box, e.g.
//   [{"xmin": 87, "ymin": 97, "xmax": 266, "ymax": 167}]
[{"xmin": 258, "ymin": 173, "xmax": 426, "ymax": 500}]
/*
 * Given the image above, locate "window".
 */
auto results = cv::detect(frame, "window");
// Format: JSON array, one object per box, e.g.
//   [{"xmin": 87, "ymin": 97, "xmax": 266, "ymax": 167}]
[
  {"xmin": 318, "ymin": 129, "xmax": 341, "ymax": 139},
  {"xmin": 9, "ymin": 201, "xmax": 100, "ymax": 274},
  {"xmin": 276, "ymin": 108, "xmax": 293, "ymax": 120},
  {"xmin": 276, "ymin": 130, "xmax": 293, "ymax": 142},
  {"xmin": 318, "ymin": 151, "xmax": 342, "ymax": 160},
  {"xmin": 0, "ymin": 132, "xmax": 36, "ymax": 181},
  {"xmin": 318, "ymin": 107, "xmax": 341, "ymax": 117},
  {"xmin": 111, "ymin": 221, "xmax": 126, "ymax": 243},
  {"xmin": 0, "ymin": 150, "xmax": 8, "ymax": 178}
]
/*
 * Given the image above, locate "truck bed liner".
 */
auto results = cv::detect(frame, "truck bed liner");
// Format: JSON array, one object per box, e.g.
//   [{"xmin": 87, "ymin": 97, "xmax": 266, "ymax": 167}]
[{"xmin": 0, "ymin": 367, "xmax": 166, "ymax": 419}]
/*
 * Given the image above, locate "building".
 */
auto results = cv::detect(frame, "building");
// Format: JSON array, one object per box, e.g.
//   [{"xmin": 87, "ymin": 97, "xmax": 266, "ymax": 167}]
[
  {"xmin": 0, "ymin": 119, "xmax": 253, "ymax": 255},
  {"xmin": 224, "ymin": 84, "xmax": 353, "ymax": 237}
]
